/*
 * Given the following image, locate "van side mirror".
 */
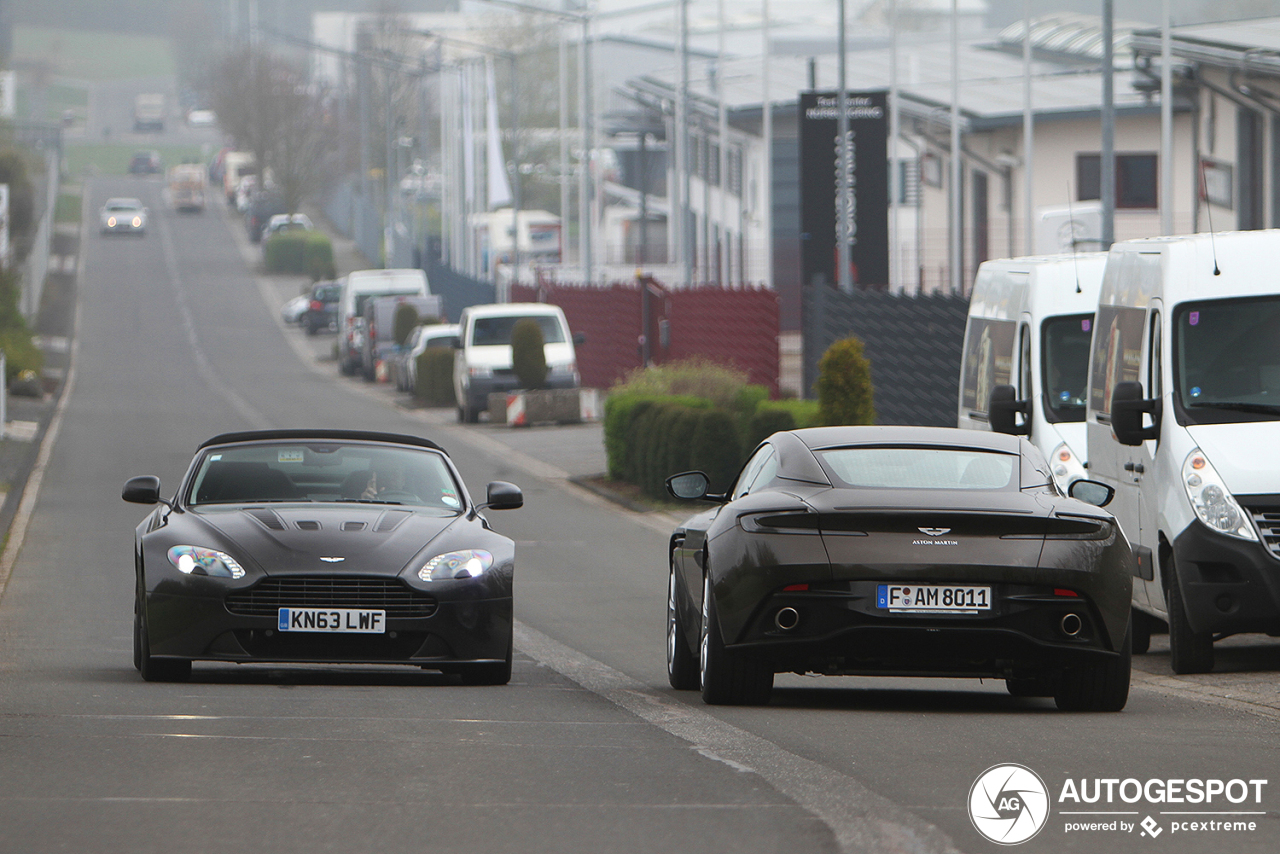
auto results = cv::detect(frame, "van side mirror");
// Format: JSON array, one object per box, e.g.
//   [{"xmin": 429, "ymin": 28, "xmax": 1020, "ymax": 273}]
[
  {"xmin": 1110, "ymin": 381, "xmax": 1160, "ymax": 446},
  {"xmin": 988, "ymin": 384, "xmax": 1031, "ymax": 436}
]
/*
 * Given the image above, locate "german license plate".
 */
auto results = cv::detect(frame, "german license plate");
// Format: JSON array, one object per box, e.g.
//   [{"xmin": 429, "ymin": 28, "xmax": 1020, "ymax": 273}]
[
  {"xmin": 277, "ymin": 608, "xmax": 386, "ymax": 633},
  {"xmin": 876, "ymin": 584, "xmax": 991, "ymax": 614}
]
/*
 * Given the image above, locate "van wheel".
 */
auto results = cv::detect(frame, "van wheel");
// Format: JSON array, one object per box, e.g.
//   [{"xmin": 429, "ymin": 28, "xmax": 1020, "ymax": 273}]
[
  {"xmin": 1054, "ymin": 626, "xmax": 1130, "ymax": 711},
  {"xmin": 1168, "ymin": 563, "xmax": 1214, "ymax": 674},
  {"xmin": 1131, "ymin": 609, "xmax": 1151, "ymax": 655}
]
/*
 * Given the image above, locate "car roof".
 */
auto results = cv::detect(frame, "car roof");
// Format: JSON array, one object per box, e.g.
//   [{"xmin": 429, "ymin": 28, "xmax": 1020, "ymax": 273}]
[
  {"xmin": 198, "ymin": 429, "xmax": 447, "ymax": 455},
  {"xmin": 463, "ymin": 302, "xmax": 564, "ymax": 318},
  {"xmin": 789, "ymin": 425, "xmax": 1026, "ymax": 454}
]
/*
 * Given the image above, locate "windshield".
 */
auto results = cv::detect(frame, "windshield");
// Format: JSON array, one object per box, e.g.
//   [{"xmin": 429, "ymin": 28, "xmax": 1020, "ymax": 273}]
[
  {"xmin": 1041, "ymin": 314, "xmax": 1093, "ymax": 422},
  {"xmin": 1174, "ymin": 296, "xmax": 1280, "ymax": 422},
  {"xmin": 815, "ymin": 446, "xmax": 1017, "ymax": 490},
  {"xmin": 471, "ymin": 315, "xmax": 567, "ymax": 346},
  {"xmin": 187, "ymin": 442, "xmax": 463, "ymax": 511}
]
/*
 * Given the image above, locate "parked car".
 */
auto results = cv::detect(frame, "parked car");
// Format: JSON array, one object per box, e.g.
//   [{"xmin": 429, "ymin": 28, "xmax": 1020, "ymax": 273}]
[
  {"xmin": 245, "ymin": 191, "xmax": 286, "ymax": 242},
  {"xmin": 337, "ymin": 269, "xmax": 431, "ymax": 376},
  {"xmin": 360, "ymin": 294, "xmax": 443, "ymax": 382},
  {"xmin": 396, "ymin": 323, "xmax": 460, "ymax": 392},
  {"xmin": 664, "ymin": 425, "xmax": 1134, "ymax": 710},
  {"xmin": 99, "ymin": 198, "xmax": 148, "ymax": 235},
  {"xmin": 122, "ymin": 429, "xmax": 523, "ymax": 683},
  {"xmin": 263, "ymin": 213, "xmax": 314, "ymax": 242},
  {"xmin": 128, "ymin": 150, "xmax": 162, "ymax": 175},
  {"xmin": 304, "ymin": 280, "xmax": 341, "ymax": 335},
  {"xmin": 186, "ymin": 108, "xmax": 216, "ymax": 127}
]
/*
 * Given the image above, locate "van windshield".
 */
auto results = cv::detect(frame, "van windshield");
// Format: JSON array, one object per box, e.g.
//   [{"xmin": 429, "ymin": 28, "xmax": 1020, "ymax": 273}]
[
  {"xmin": 471, "ymin": 315, "xmax": 566, "ymax": 346},
  {"xmin": 1041, "ymin": 314, "xmax": 1093, "ymax": 422},
  {"xmin": 1174, "ymin": 296, "xmax": 1280, "ymax": 423}
]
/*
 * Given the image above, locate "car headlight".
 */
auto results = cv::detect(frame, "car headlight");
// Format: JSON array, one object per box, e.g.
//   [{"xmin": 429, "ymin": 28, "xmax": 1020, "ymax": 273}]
[
  {"xmin": 167, "ymin": 545, "xmax": 246, "ymax": 579},
  {"xmin": 1182, "ymin": 448, "xmax": 1257, "ymax": 541},
  {"xmin": 1049, "ymin": 441, "xmax": 1089, "ymax": 492},
  {"xmin": 132, "ymin": 216, "xmax": 143, "ymax": 227},
  {"xmin": 418, "ymin": 549, "xmax": 494, "ymax": 581},
  {"xmin": 107, "ymin": 216, "xmax": 117, "ymax": 227},
  {"xmin": 548, "ymin": 362, "xmax": 577, "ymax": 378}
]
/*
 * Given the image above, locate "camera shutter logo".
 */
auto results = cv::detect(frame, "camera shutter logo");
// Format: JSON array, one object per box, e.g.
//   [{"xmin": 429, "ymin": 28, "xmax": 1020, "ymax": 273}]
[{"xmin": 969, "ymin": 764, "xmax": 1050, "ymax": 845}]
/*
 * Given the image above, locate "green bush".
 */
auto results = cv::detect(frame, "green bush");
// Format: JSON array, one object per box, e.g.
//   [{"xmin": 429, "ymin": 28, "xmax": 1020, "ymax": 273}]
[
  {"xmin": 603, "ymin": 392, "xmax": 710, "ymax": 481},
  {"xmin": 414, "ymin": 348, "xmax": 455, "ymax": 407},
  {"xmin": 758, "ymin": 398, "xmax": 820, "ymax": 428},
  {"xmin": 393, "ymin": 303, "xmax": 420, "ymax": 346},
  {"xmin": 264, "ymin": 231, "xmax": 336, "ymax": 280},
  {"xmin": 689, "ymin": 409, "xmax": 743, "ymax": 494},
  {"xmin": 0, "ymin": 327, "xmax": 43, "ymax": 382},
  {"xmin": 511, "ymin": 317, "xmax": 547, "ymax": 390},
  {"xmin": 817, "ymin": 337, "xmax": 876, "ymax": 426},
  {"xmin": 612, "ymin": 357, "xmax": 748, "ymax": 409},
  {"xmin": 303, "ymin": 233, "xmax": 336, "ymax": 280}
]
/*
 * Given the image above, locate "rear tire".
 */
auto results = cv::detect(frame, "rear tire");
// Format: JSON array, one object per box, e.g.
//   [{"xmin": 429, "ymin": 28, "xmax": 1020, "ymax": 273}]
[
  {"xmin": 667, "ymin": 568, "xmax": 699, "ymax": 690},
  {"xmin": 1168, "ymin": 566, "xmax": 1214, "ymax": 674},
  {"xmin": 1131, "ymin": 609, "xmax": 1152, "ymax": 655},
  {"xmin": 1054, "ymin": 626, "xmax": 1131, "ymax": 712},
  {"xmin": 699, "ymin": 574, "xmax": 772, "ymax": 705}
]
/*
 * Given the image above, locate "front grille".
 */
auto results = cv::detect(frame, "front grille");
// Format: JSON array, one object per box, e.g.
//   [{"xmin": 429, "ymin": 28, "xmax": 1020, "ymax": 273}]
[
  {"xmin": 1248, "ymin": 509, "xmax": 1280, "ymax": 560},
  {"xmin": 225, "ymin": 576, "xmax": 437, "ymax": 618}
]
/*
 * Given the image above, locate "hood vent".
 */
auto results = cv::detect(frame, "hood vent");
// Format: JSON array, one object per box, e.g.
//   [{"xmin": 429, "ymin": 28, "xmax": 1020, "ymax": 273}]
[
  {"xmin": 244, "ymin": 508, "xmax": 285, "ymax": 530},
  {"xmin": 375, "ymin": 510, "xmax": 411, "ymax": 532},
  {"xmin": 342, "ymin": 521, "xmax": 367, "ymax": 532},
  {"xmin": 296, "ymin": 520, "xmax": 321, "ymax": 531}
]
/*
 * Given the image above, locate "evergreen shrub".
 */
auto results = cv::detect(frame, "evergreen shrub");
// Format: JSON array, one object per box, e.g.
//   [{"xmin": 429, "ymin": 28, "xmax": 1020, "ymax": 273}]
[{"xmin": 817, "ymin": 337, "xmax": 876, "ymax": 426}]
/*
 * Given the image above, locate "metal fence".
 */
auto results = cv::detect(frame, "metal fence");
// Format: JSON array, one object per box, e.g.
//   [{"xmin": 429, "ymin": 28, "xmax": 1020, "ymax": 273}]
[{"xmin": 802, "ymin": 280, "xmax": 969, "ymax": 427}]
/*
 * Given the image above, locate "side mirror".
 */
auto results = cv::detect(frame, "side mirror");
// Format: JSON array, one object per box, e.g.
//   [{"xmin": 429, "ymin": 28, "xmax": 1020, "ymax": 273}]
[
  {"xmin": 452, "ymin": 336, "xmax": 465, "ymax": 350},
  {"xmin": 1110, "ymin": 381, "xmax": 1160, "ymax": 446},
  {"xmin": 483, "ymin": 481, "xmax": 523, "ymax": 510},
  {"xmin": 573, "ymin": 332, "xmax": 586, "ymax": 346},
  {"xmin": 122, "ymin": 475, "xmax": 162, "ymax": 504},
  {"xmin": 666, "ymin": 471, "xmax": 710, "ymax": 501},
  {"xmin": 988, "ymin": 384, "xmax": 1031, "ymax": 436},
  {"xmin": 1068, "ymin": 479, "xmax": 1115, "ymax": 508}
]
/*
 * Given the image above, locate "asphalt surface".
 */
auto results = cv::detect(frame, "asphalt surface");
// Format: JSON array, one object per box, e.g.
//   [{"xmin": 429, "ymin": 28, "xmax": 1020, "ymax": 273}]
[{"xmin": 0, "ymin": 176, "xmax": 1278, "ymax": 854}]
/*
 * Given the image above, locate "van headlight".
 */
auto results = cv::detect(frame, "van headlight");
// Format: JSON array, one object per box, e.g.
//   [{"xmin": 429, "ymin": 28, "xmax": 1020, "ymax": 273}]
[
  {"xmin": 548, "ymin": 361, "xmax": 577, "ymax": 379},
  {"xmin": 1182, "ymin": 448, "xmax": 1257, "ymax": 541},
  {"xmin": 1049, "ymin": 442, "xmax": 1088, "ymax": 492}
]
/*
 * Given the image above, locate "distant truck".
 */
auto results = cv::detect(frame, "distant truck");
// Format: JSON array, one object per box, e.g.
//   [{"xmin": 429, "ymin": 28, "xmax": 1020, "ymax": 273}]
[
  {"xmin": 133, "ymin": 93, "xmax": 165, "ymax": 132},
  {"xmin": 167, "ymin": 164, "xmax": 207, "ymax": 213}
]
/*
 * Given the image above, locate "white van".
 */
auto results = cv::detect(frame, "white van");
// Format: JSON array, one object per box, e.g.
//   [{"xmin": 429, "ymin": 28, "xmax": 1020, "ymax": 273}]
[
  {"xmin": 958, "ymin": 252, "xmax": 1107, "ymax": 491},
  {"xmin": 338, "ymin": 269, "xmax": 431, "ymax": 376},
  {"xmin": 453, "ymin": 303, "xmax": 581, "ymax": 423},
  {"xmin": 1086, "ymin": 230, "xmax": 1280, "ymax": 673}
]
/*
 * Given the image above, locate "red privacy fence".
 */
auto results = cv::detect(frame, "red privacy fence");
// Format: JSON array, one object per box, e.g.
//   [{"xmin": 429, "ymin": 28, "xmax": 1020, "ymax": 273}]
[{"xmin": 512, "ymin": 279, "xmax": 780, "ymax": 395}]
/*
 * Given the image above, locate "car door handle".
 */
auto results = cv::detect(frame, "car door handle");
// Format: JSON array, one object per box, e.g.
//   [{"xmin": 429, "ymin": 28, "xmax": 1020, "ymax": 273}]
[{"xmin": 1123, "ymin": 462, "xmax": 1145, "ymax": 474}]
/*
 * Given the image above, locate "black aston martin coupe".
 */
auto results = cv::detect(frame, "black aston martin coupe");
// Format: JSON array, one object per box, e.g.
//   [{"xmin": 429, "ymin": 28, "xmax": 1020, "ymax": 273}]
[
  {"xmin": 123, "ymin": 430, "xmax": 522, "ymax": 683},
  {"xmin": 665, "ymin": 426, "xmax": 1134, "ymax": 711}
]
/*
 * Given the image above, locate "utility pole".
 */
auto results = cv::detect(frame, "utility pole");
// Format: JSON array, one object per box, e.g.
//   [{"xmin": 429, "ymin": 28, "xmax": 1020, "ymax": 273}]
[
  {"xmin": 1101, "ymin": 0, "xmax": 1115, "ymax": 248},
  {"xmin": 837, "ymin": 0, "xmax": 851, "ymax": 293}
]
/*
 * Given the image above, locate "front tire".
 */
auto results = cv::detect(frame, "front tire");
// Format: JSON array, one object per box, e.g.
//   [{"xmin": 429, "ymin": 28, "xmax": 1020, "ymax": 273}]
[
  {"xmin": 699, "ymin": 574, "xmax": 772, "ymax": 705},
  {"xmin": 1054, "ymin": 626, "xmax": 1131, "ymax": 712},
  {"xmin": 459, "ymin": 633, "xmax": 513, "ymax": 686},
  {"xmin": 1168, "ymin": 565, "xmax": 1214, "ymax": 674},
  {"xmin": 136, "ymin": 606, "xmax": 192, "ymax": 683},
  {"xmin": 667, "ymin": 568, "xmax": 699, "ymax": 690}
]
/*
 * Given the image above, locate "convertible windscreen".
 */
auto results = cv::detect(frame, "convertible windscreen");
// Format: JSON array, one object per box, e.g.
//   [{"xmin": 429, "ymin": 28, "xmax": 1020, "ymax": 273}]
[
  {"xmin": 816, "ymin": 446, "xmax": 1017, "ymax": 490},
  {"xmin": 187, "ymin": 443, "xmax": 462, "ymax": 510}
]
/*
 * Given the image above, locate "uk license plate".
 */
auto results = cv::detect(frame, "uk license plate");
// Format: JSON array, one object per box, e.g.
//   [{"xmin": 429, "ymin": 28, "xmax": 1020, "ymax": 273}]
[
  {"xmin": 277, "ymin": 608, "xmax": 386, "ymax": 633},
  {"xmin": 876, "ymin": 584, "xmax": 992, "ymax": 614}
]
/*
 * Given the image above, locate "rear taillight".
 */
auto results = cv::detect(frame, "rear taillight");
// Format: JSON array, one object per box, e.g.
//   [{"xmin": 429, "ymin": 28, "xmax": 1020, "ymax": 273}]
[
  {"xmin": 310, "ymin": 300, "xmax": 324, "ymax": 311},
  {"xmin": 782, "ymin": 583, "xmax": 810, "ymax": 592}
]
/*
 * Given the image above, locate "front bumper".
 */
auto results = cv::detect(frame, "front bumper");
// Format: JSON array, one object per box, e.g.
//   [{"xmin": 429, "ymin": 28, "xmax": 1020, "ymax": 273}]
[
  {"xmin": 1172, "ymin": 515, "xmax": 1280, "ymax": 635},
  {"xmin": 465, "ymin": 373, "xmax": 579, "ymax": 409},
  {"xmin": 728, "ymin": 582, "xmax": 1123, "ymax": 678},
  {"xmin": 145, "ymin": 590, "xmax": 513, "ymax": 668}
]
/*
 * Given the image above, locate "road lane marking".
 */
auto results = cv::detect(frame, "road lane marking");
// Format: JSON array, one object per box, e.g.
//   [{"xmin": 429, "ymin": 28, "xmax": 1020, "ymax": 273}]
[{"xmin": 513, "ymin": 620, "xmax": 963, "ymax": 854}]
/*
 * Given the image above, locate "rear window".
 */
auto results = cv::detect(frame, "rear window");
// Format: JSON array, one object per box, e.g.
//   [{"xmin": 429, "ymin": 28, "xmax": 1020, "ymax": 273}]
[
  {"xmin": 815, "ymin": 446, "xmax": 1017, "ymax": 490},
  {"xmin": 471, "ymin": 315, "xmax": 566, "ymax": 346}
]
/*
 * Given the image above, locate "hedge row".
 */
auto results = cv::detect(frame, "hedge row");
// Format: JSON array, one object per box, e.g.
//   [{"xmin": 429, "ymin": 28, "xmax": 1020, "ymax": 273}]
[{"xmin": 264, "ymin": 231, "xmax": 337, "ymax": 280}]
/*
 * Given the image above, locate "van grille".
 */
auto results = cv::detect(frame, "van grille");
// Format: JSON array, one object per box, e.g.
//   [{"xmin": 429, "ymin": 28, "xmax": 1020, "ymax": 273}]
[
  {"xmin": 225, "ymin": 576, "xmax": 437, "ymax": 618},
  {"xmin": 1249, "ymin": 509, "xmax": 1280, "ymax": 560}
]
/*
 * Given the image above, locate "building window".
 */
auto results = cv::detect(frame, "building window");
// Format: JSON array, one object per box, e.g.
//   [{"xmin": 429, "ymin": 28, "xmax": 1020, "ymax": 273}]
[{"xmin": 1076, "ymin": 153, "xmax": 1158, "ymax": 209}]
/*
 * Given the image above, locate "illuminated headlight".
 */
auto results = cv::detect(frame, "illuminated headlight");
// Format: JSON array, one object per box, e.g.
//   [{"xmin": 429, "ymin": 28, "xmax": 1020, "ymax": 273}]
[
  {"xmin": 418, "ymin": 549, "xmax": 494, "ymax": 581},
  {"xmin": 468, "ymin": 365, "xmax": 493, "ymax": 379},
  {"xmin": 1050, "ymin": 442, "xmax": 1089, "ymax": 492},
  {"xmin": 107, "ymin": 217, "xmax": 117, "ymax": 227},
  {"xmin": 1182, "ymin": 448, "xmax": 1257, "ymax": 541},
  {"xmin": 132, "ymin": 216, "xmax": 143, "ymax": 227},
  {"xmin": 167, "ymin": 545, "xmax": 246, "ymax": 579}
]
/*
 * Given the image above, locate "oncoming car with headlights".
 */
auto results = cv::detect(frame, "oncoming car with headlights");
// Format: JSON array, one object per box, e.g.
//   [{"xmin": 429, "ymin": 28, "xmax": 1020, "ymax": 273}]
[
  {"xmin": 100, "ymin": 197, "xmax": 148, "ymax": 235},
  {"xmin": 665, "ymin": 426, "xmax": 1135, "ymax": 711},
  {"xmin": 123, "ymin": 430, "xmax": 522, "ymax": 683}
]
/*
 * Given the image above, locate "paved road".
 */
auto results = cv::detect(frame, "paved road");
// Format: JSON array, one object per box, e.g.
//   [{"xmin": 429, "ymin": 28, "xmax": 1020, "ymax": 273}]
[{"xmin": 0, "ymin": 177, "xmax": 1278, "ymax": 854}]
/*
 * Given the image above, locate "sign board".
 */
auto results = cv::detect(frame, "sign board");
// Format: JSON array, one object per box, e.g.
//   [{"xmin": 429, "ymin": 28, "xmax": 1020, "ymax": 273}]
[{"xmin": 798, "ymin": 90, "xmax": 889, "ymax": 288}]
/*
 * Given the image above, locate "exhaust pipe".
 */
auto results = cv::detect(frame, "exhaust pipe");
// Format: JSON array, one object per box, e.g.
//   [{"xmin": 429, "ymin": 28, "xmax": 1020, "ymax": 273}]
[
  {"xmin": 1060, "ymin": 613, "xmax": 1083, "ymax": 637},
  {"xmin": 774, "ymin": 607, "xmax": 800, "ymax": 631}
]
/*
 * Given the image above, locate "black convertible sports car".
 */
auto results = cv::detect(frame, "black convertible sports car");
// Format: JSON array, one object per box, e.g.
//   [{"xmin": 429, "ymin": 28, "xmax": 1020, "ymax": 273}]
[
  {"xmin": 123, "ymin": 430, "xmax": 522, "ymax": 683},
  {"xmin": 665, "ymin": 426, "xmax": 1134, "ymax": 711}
]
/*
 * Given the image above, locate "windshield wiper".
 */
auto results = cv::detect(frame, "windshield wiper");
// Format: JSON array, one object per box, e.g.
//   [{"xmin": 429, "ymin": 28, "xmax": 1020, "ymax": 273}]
[{"xmin": 1187, "ymin": 401, "xmax": 1280, "ymax": 415}]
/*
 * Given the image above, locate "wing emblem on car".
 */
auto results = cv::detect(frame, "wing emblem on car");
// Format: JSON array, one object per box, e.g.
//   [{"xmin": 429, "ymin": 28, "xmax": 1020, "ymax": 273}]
[
  {"xmin": 320, "ymin": 556, "xmax": 346, "ymax": 563},
  {"xmin": 918, "ymin": 527, "xmax": 951, "ymax": 537}
]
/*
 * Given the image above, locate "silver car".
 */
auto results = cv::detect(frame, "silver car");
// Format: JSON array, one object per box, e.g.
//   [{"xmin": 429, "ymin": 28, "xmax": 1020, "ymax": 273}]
[{"xmin": 100, "ymin": 198, "xmax": 148, "ymax": 235}]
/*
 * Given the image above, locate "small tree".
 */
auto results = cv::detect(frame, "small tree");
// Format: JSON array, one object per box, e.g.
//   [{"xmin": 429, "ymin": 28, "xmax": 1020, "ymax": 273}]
[
  {"xmin": 393, "ymin": 303, "xmax": 420, "ymax": 346},
  {"xmin": 817, "ymin": 337, "xmax": 876, "ymax": 426},
  {"xmin": 511, "ymin": 317, "xmax": 547, "ymax": 389}
]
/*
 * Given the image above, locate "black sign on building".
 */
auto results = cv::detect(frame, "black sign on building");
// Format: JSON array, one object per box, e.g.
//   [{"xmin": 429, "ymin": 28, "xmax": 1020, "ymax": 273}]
[{"xmin": 799, "ymin": 90, "xmax": 889, "ymax": 289}]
